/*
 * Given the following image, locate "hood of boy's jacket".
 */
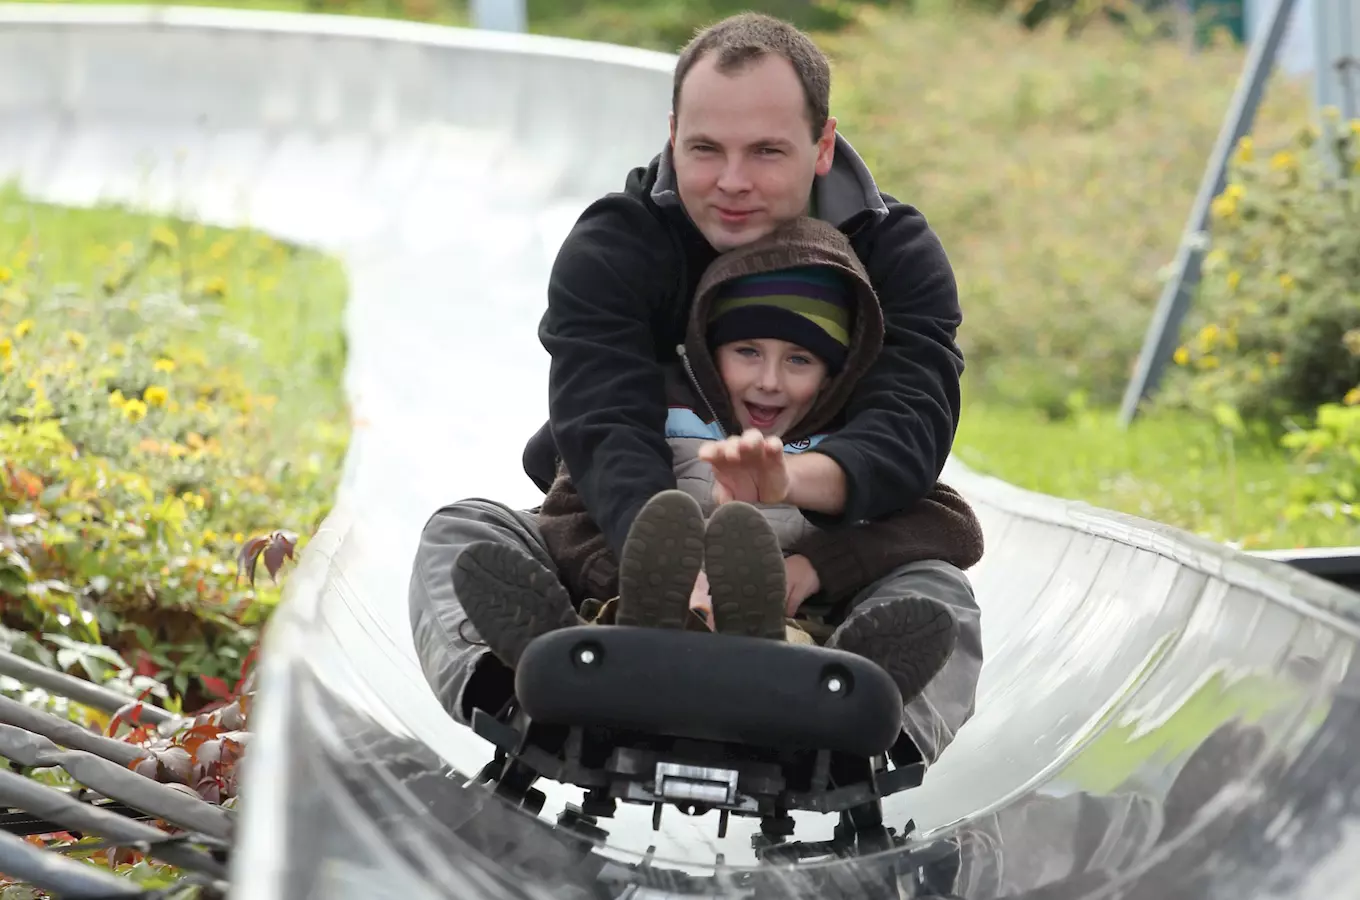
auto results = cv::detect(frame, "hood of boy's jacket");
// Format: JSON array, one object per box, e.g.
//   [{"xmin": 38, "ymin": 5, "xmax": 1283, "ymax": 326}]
[{"xmin": 680, "ymin": 216, "xmax": 885, "ymax": 444}]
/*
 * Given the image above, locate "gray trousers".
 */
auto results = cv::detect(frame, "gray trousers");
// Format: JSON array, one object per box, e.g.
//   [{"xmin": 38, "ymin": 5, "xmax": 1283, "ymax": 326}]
[{"xmin": 408, "ymin": 498, "xmax": 984, "ymax": 766}]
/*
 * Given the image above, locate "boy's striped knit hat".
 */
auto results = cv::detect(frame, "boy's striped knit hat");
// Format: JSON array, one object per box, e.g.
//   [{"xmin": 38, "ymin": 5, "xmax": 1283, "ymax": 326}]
[{"xmin": 706, "ymin": 265, "xmax": 854, "ymax": 373}]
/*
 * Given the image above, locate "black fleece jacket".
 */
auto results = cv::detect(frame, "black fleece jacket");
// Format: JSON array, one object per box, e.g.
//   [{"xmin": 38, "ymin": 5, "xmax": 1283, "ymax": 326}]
[{"xmin": 523, "ymin": 134, "xmax": 965, "ymax": 561}]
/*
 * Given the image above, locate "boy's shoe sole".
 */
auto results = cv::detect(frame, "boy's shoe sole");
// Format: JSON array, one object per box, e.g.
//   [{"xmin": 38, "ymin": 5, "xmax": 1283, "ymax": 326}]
[
  {"xmin": 616, "ymin": 490, "xmax": 706, "ymax": 630},
  {"xmin": 827, "ymin": 595, "xmax": 958, "ymax": 704},
  {"xmin": 452, "ymin": 541, "xmax": 583, "ymax": 669},
  {"xmin": 703, "ymin": 501, "xmax": 787, "ymax": 641}
]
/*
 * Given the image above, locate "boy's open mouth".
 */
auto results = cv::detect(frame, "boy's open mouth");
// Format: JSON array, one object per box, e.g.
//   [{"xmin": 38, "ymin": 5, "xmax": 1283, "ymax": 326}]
[{"xmin": 744, "ymin": 402, "xmax": 783, "ymax": 429}]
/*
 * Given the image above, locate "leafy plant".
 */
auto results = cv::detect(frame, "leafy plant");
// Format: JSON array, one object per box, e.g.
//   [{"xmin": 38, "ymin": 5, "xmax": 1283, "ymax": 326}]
[
  {"xmin": 0, "ymin": 190, "xmax": 347, "ymax": 712},
  {"xmin": 1163, "ymin": 114, "xmax": 1360, "ymax": 423}
]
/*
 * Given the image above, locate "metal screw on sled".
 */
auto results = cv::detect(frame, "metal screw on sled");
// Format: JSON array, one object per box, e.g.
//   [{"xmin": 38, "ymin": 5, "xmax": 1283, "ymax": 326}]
[
  {"xmin": 821, "ymin": 667, "xmax": 850, "ymax": 695},
  {"xmin": 573, "ymin": 643, "xmax": 602, "ymax": 667}
]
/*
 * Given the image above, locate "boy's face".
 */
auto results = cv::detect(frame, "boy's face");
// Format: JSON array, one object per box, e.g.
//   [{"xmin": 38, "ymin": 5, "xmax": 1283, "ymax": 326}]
[{"xmin": 715, "ymin": 338, "xmax": 828, "ymax": 438}]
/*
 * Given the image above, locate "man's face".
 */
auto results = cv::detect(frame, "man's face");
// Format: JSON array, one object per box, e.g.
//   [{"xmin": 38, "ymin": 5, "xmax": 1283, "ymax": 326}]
[{"xmin": 670, "ymin": 52, "xmax": 836, "ymax": 251}]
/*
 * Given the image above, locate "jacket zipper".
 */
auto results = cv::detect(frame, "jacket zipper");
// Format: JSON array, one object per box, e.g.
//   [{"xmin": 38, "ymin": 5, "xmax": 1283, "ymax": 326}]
[{"xmin": 676, "ymin": 344, "xmax": 727, "ymax": 437}]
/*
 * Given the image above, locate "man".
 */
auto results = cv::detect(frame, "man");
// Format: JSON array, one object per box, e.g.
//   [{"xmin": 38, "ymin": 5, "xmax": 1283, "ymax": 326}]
[{"xmin": 409, "ymin": 12, "xmax": 982, "ymax": 767}]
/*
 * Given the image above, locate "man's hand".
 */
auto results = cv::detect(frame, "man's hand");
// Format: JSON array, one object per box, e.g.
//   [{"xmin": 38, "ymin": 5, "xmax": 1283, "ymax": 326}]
[
  {"xmin": 698, "ymin": 428, "xmax": 847, "ymax": 514},
  {"xmin": 697, "ymin": 429, "xmax": 790, "ymax": 505},
  {"xmin": 784, "ymin": 554, "xmax": 821, "ymax": 616}
]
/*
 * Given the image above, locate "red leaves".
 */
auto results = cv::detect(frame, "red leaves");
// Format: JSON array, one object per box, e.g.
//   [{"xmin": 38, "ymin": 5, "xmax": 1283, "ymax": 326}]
[
  {"xmin": 133, "ymin": 651, "xmax": 159, "ymax": 679},
  {"xmin": 235, "ymin": 530, "xmax": 297, "ymax": 585},
  {"xmin": 116, "ymin": 632, "xmax": 261, "ymax": 810},
  {"xmin": 126, "ymin": 700, "xmax": 252, "ymax": 804},
  {"xmin": 199, "ymin": 675, "xmax": 231, "ymax": 701}
]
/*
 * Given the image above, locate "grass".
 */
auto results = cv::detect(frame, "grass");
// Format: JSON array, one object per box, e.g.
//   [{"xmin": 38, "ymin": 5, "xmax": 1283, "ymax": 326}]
[
  {"xmin": 820, "ymin": 4, "xmax": 1313, "ymax": 408},
  {"xmin": 0, "ymin": 183, "xmax": 348, "ymax": 426},
  {"xmin": 954, "ymin": 402, "xmax": 1354, "ymax": 550}
]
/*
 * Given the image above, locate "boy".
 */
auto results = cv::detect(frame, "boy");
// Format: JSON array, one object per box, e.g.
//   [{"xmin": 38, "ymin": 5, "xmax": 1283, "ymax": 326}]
[{"xmin": 454, "ymin": 217, "xmax": 983, "ymax": 713}]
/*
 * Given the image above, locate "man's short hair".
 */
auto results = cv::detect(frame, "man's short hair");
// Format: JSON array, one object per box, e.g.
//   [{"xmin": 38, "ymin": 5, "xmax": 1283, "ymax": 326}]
[{"xmin": 672, "ymin": 13, "xmax": 832, "ymax": 141}]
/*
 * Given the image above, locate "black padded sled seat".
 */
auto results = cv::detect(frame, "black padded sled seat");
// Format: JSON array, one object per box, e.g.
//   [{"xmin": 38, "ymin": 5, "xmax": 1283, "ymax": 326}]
[{"xmin": 514, "ymin": 625, "xmax": 904, "ymax": 758}]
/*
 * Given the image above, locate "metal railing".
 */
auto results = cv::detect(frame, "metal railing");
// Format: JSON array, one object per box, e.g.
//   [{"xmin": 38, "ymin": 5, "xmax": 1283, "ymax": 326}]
[{"xmin": 0, "ymin": 653, "xmax": 234, "ymax": 898}]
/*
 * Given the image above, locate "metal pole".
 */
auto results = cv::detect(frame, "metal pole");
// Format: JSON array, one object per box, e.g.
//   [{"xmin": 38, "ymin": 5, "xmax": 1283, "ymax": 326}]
[
  {"xmin": 0, "ymin": 649, "xmax": 178, "ymax": 726},
  {"xmin": 1313, "ymin": 0, "xmax": 1358, "ymax": 121},
  {"xmin": 0, "ymin": 828, "xmax": 144, "ymax": 898},
  {"xmin": 469, "ymin": 0, "xmax": 526, "ymax": 32},
  {"xmin": 1118, "ymin": 0, "xmax": 1298, "ymax": 427}
]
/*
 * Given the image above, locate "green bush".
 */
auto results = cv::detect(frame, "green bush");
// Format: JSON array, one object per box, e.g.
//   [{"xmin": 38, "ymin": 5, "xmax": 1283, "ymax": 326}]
[
  {"xmin": 1157, "ymin": 113, "xmax": 1360, "ymax": 533},
  {"xmin": 0, "ymin": 192, "xmax": 349, "ymax": 711},
  {"xmin": 1163, "ymin": 115, "xmax": 1360, "ymax": 422}
]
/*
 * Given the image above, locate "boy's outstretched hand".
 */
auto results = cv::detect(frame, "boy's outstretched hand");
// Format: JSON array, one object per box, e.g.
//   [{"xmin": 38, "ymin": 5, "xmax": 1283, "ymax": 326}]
[
  {"xmin": 697, "ymin": 428, "xmax": 789, "ymax": 505},
  {"xmin": 698, "ymin": 428, "xmax": 848, "ymax": 515}
]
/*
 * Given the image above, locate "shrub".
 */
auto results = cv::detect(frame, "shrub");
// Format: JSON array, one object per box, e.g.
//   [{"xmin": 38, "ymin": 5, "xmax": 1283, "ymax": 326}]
[
  {"xmin": 1158, "ymin": 113, "xmax": 1360, "ymax": 533},
  {"xmin": 0, "ymin": 191, "xmax": 349, "ymax": 711},
  {"xmin": 1163, "ymin": 116, "xmax": 1360, "ymax": 422}
]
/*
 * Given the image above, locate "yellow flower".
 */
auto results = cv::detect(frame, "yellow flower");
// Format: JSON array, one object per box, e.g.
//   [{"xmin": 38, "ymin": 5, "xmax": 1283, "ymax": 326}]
[
  {"xmin": 1279, "ymin": 273, "xmax": 1295, "ymax": 291},
  {"xmin": 233, "ymin": 532, "xmax": 245, "ymax": 544},
  {"xmin": 202, "ymin": 529, "xmax": 218, "ymax": 544},
  {"xmin": 110, "ymin": 342, "xmax": 127, "ymax": 358},
  {"xmin": 151, "ymin": 226, "xmax": 178, "ymax": 251},
  {"xmin": 198, "ymin": 276, "xmax": 228, "ymax": 297},
  {"xmin": 1344, "ymin": 387, "xmax": 1360, "ymax": 407},
  {"xmin": 122, "ymin": 399, "xmax": 148, "ymax": 422},
  {"xmin": 153, "ymin": 358, "xmax": 176, "ymax": 373},
  {"xmin": 0, "ymin": 266, "xmax": 11, "ymax": 284},
  {"xmin": 108, "ymin": 389, "xmax": 126, "ymax": 407},
  {"xmin": 1234, "ymin": 136, "xmax": 1253, "ymax": 164},
  {"xmin": 182, "ymin": 492, "xmax": 205, "ymax": 511},
  {"xmin": 143, "ymin": 385, "xmax": 169, "ymax": 407},
  {"xmin": 1270, "ymin": 151, "xmax": 1297, "ymax": 172},
  {"xmin": 0, "ymin": 337, "xmax": 10, "ymax": 361},
  {"xmin": 186, "ymin": 432, "xmax": 206, "ymax": 450},
  {"xmin": 1210, "ymin": 193, "xmax": 1237, "ymax": 220},
  {"xmin": 1227, "ymin": 270, "xmax": 1241, "ymax": 290},
  {"xmin": 168, "ymin": 442, "xmax": 188, "ymax": 458},
  {"xmin": 1173, "ymin": 346, "xmax": 1190, "ymax": 366},
  {"xmin": 1197, "ymin": 323, "xmax": 1219, "ymax": 352},
  {"xmin": 14, "ymin": 319, "xmax": 33, "ymax": 338},
  {"xmin": 64, "ymin": 331, "xmax": 87, "ymax": 350},
  {"xmin": 1267, "ymin": 352, "xmax": 1283, "ymax": 367}
]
